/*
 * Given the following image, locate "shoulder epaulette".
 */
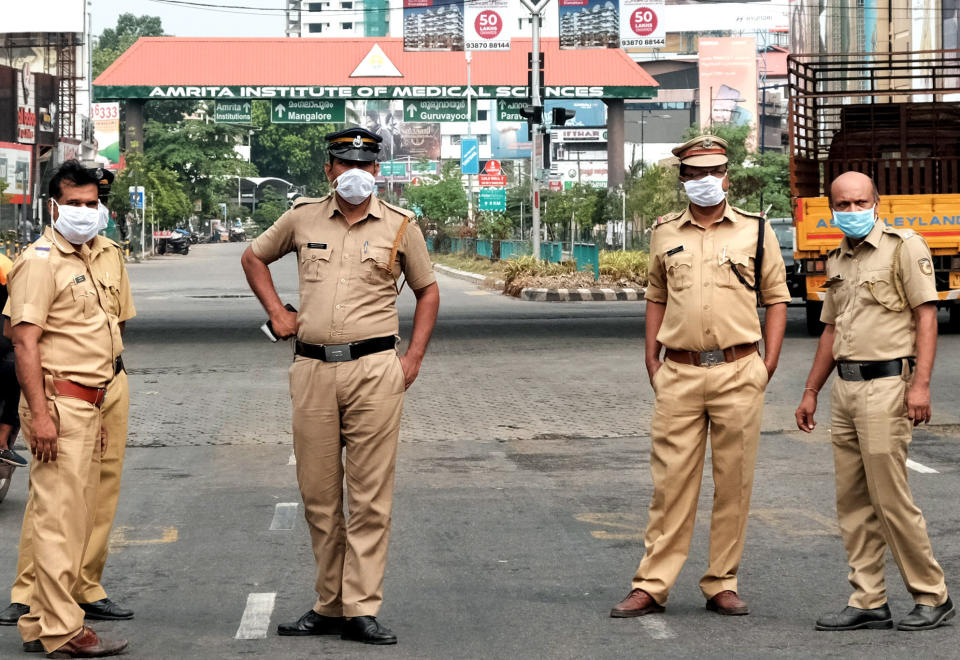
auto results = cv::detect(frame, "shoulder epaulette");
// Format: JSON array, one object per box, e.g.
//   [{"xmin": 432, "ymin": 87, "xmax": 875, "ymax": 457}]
[
  {"xmin": 731, "ymin": 206, "xmax": 765, "ymax": 220},
  {"xmin": 655, "ymin": 211, "xmax": 683, "ymax": 227},
  {"xmin": 292, "ymin": 195, "xmax": 329, "ymax": 209},
  {"xmin": 881, "ymin": 225, "xmax": 921, "ymax": 241},
  {"xmin": 379, "ymin": 199, "xmax": 416, "ymax": 219}
]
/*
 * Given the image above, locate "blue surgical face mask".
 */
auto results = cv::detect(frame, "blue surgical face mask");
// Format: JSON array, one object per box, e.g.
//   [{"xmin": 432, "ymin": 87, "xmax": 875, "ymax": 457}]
[{"xmin": 833, "ymin": 205, "xmax": 877, "ymax": 239}]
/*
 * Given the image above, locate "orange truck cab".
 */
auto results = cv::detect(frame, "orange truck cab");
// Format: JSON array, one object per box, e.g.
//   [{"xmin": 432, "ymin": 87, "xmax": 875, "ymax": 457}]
[{"xmin": 788, "ymin": 50, "xmax": 960, "ymax": 334}]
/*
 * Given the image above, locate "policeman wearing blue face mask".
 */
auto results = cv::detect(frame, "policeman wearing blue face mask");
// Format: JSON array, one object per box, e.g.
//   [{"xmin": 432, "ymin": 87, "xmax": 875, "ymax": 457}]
[{"xmin": 796, "ymin": 171, "xmax": 952, "ymax": 632}]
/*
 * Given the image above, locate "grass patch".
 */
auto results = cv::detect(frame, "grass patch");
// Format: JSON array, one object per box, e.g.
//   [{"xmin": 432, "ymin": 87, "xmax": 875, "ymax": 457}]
[
  {"xmin": 599, "ymin": 250, "xmax": 650, "ymax": 285},
  {"xmin": 431, "ymin": 252, "xmax": 507, "ymax": 278}
]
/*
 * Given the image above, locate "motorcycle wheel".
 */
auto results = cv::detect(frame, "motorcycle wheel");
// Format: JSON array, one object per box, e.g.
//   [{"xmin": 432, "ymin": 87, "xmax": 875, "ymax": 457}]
[{"xmin": 158, "ymin": 241, "xmax": 167, "ymax": 255}]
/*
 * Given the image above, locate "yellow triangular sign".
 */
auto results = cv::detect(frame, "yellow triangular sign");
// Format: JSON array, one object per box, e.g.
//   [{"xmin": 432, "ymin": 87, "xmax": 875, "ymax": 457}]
[{"xmin": 350, "ymin": 44, "xmax": 402, "ymax": 78}]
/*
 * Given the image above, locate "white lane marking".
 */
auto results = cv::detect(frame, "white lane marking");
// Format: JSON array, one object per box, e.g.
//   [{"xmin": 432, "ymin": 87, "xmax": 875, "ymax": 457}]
[
  {"xmin": 270, "ymin": 503, "xmax": 299, "ymax": 531},
  {"xmin": 907, "ymin": 459, "xmax": 939, "ymax": 474},
  {"xmin": 235, "ymin": 592, "xmax": 276, "ymax": 640},
  {"xmin": 638, "ymin": 616, "xmax": 675, "ymax": 639},
  {"xmin": 287, "ymin": 452, "xmax": 296, "ymax": 466}
]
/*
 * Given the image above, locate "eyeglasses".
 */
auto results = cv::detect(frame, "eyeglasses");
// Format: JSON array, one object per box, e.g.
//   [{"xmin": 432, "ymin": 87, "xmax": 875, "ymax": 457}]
[{"xmin": 680, "ymin": 167, "xmax": 727, "ymax": 180}]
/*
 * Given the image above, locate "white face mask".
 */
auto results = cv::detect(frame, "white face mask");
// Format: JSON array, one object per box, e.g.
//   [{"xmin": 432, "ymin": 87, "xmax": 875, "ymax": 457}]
[
  {"xmin": 683, "ymin": 175, "xmax": 727, "ymax": 207},
  {"xmin": 52, "ymin": 200, "xmax": 101, "ymax": 245},
  {"xmin": 97, "ymin": 202, "xmax": 110, "ymax": 232},
  {"xmin": 335, "ymin": 168, "xmax": 376, "ymax": 205}
]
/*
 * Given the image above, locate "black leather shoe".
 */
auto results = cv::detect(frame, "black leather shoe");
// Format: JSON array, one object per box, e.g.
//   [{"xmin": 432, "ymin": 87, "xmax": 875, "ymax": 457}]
[
  {"xmin": 815, "ymin": 604, "xmax": 893, "ymax": 631},
  {"xmin": 341, "ymin": 616, "xmax": 398, "ymax": 645},
  {"xmin": 0, "ymin": 601, "xmax": 28, "ymax": 625},
  {"xmin": 22, "ymin": 639, "xmax": 43, "ymax": 653},
  {"xmin": 898, "ymin": 596, "xmax": 955, "ymax": 631},
  {"xmin": 79, "ymin": 598, "xmax": 134, "ymax": 621},
  {"xmin": 277, "ymin": 610, "xmax": 343, "ymax": 636}
]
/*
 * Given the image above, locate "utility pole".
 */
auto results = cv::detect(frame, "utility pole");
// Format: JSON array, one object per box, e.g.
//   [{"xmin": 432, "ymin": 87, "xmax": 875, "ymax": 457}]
[
  {"xmin": 520, "ymin": 0, "xmax": 550, "ymax": 260},
  {"xmin": 465, "ymin": 50, "xmax": 474, "ymax": 226}
]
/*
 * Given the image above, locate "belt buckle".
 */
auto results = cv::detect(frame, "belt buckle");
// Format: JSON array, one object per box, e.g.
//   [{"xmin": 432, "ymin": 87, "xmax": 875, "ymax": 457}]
[
  {"xmin": 699, "ymin": 349, "xmax": 725, "ymax": 367},
  {"xmin": 323, "ymin": 343, "xmax": 352, "ymax": 362},
  {"xmin": 838, "ymin": 362, "xmax": 861, "ymax": 381}
]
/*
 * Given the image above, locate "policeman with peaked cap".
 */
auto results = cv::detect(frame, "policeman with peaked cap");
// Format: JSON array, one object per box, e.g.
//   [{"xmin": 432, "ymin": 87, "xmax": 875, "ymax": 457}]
[
  {"xmin": 241, "ymin": 127, "xmax": 439, "ymax": 645},
  {"xmin": 610, "ymin": 135, "xmax": 790, "ymax": 619}
]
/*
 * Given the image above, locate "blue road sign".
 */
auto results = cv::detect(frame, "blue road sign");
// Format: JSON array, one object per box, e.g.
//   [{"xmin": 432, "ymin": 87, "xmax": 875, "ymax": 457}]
[
  {"xmin": 461, "ymin": 137, "xmax": 479, "ymax": 175},
  {"xmin": 129, "ymin": 191, "xmax": 144, "ymax": 210}
]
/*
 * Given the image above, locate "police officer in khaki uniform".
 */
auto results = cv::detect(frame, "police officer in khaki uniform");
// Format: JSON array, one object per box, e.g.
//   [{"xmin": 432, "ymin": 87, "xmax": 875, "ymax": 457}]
[
  {"xmin": 1, "ymin": 250, "xmax": 135, "ymax": 627},
  {"xmin": 241, "ymin": 127, "xmax": 439, "ymax": 645},
  {"xmin": 611, "ymin": 136, "xmax": 790, "ymax": 618},
  {"xmin": 796, "ymin": 171, "xmax": 953, "ymax": 631},
  {"xmin": 6, "ymin": 161, "xmax": 127, "ymax": 657}
]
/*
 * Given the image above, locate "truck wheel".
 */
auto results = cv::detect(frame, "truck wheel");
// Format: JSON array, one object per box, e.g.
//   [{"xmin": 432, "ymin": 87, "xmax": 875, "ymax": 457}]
[
  {"xmin": 949, "ymin": 304, "xmax": 960, "ymax": 334},
  {"xmin": 805, "ymin": 300, "xmax": 824, "ymax": 336}
]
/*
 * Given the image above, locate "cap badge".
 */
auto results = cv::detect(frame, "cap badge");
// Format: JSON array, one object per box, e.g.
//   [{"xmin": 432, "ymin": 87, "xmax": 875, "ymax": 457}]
[
  {"xmin": 702, "ymin": 137, "xmax": 713, "ymax": 149},
  {"xmin": 353, "ymin": 135, "xmax": 363, "ymax": 148}
]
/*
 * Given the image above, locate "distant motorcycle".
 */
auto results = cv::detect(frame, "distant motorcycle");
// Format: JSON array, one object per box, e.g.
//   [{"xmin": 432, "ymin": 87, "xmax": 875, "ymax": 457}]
[
  {"xmin": 157, "ymin": 231, "xmax": 190, "ymax": 255},
  {"xmin": 229, "ymin": 226, "xmax": 246, "ymax": 242}
]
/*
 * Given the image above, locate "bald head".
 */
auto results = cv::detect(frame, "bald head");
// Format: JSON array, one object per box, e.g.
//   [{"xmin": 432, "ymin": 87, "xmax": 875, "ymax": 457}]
[{"xmin": 829, "ymin": 171, "xmax": 879, "ymax": 212}]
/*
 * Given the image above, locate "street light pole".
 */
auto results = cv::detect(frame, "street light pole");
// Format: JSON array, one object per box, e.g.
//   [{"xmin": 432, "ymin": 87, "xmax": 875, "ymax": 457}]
[
  {"xmin": 520, "ymin": 0, "xmax": 550, "ymax": 260},
  {"xmin": 466, "ymin": 50, "xmax": 474, "ymax": 226}
]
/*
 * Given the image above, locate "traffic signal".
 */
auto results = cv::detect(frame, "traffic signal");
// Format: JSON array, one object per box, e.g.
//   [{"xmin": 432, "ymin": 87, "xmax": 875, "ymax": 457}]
[
  {"xmin": 551, "ymin": 107, "xmax": 576, "ymax": 127},
  {"xmin": 519, "ymin": 104, "xmax": 543, "ymax": 124}
]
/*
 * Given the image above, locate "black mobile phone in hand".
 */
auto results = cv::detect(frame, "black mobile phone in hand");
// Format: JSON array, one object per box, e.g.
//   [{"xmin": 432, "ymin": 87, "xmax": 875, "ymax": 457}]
[{"xmin": 261, "ymin": 303, "xmax": 297, "ymax": 342}]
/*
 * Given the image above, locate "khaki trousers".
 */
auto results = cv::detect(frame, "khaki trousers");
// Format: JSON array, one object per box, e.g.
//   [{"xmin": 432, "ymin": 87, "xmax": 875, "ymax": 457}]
[
  {"xmin": 831, "ymin": 373, "xmax": 948, "ymax": 609},
  {"xmin": 17, "ymin": 394, "xmax": 102, "ymax": 653},
  {"xmin": 11, "ymin": 371, "xmax": 128, "ymax": 607},
  {"xmin": 290, "ymin": 350, "xmax": 405, "ymax": 618},
  {"xmin": 632, "ymin": 351, "xmax": 767, "ymax": 604}
]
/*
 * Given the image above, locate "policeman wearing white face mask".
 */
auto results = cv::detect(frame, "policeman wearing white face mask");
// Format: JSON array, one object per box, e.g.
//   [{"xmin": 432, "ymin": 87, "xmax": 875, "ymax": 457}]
[
  {"xmin": 610, "ymin": 135, "xmax": 790, "ymax": 620},
  {"xmin": 241, "ymin": 127, "xmax": 439, "ymax": 646}
]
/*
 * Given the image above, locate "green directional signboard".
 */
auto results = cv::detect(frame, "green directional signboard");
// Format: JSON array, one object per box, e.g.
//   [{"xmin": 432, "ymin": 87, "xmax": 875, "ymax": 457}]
[
  {"xmin": 271, "ymin": 99, "xmax": 345, "ymax": 124},
  {"xmin": 403, "ymin": 100, "xmax": 476, "ymax": 123},
  {"xmin": 380, "ymin": 160, "xmax": 439, "ymax": 177},
  {"xmin": 497, "ymin": 100, "xmax": 527, "ymax": 122},
  {"xmin": 214, "ymin": 101, "xmax": 252, "ymax": 124},
  {"xmin": 478, "ymin": 188, "xmax": 507, "ymax": 212},
  {"xmin": 380, "ymin": 162, "xmax": 406, "ymax": 177}
]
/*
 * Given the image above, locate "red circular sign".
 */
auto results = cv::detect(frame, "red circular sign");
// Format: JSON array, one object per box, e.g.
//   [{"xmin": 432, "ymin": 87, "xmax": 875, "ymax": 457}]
[
  {"xmin": 484, "ymin": 159, "xmax": 501, "ymax": 175},
  {"xmin": 475, "ymin": 10, "xmax": 503, "ymax": 39},
  {"xmin": 630, "ymin": 7, "xmax": 658, "ymax": 36}
]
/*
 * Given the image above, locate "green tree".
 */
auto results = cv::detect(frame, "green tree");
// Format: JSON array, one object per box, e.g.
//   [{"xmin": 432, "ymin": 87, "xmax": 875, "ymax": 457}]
[
  {"xmin": 542, "ymin": 183, "xmax": 601, "ymax": 241},
  {"xmin": 144, "ymin": 119, "xmax": 257, "ymax": 215},
  {"xmin": 108, "ymin": 153, "xmax": 191, "ymax": 230},
  {"xmin": 249, "ymin": 101, "xmax": 334, "ymax": 196},
  {"xmin": 476, "ymin": 212, "xmax": 512, "ymax": 239},
  {"xmin": 625, "ymin": 163, "xmax": 683, "ymax": 234},
  {"xmin": 252, "ymin": 189, "xmax": 288, "ymax": 233},
  {"xmin": 404, "ymin": 161, "xmax": 467, "ymax": 226}
]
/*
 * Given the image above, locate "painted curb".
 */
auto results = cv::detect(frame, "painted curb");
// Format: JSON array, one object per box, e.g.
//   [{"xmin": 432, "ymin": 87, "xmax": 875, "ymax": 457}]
[
  {"xmin": 433, "ymin": 263, "xmax": 505, "ymax": 289},
  {"xmin": 519, "ymin": 287, "xmax": 644, "ymax": 302}
]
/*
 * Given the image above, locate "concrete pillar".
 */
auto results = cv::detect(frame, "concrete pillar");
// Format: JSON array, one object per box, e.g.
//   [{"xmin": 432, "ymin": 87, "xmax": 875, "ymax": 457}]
[
  {"xmin": 124, "ymin": 100, "xmax": 145, "ymax": 153},
  {"xmin": 606, "ymin": 99, "xmax": 624, "ymax": 189}
]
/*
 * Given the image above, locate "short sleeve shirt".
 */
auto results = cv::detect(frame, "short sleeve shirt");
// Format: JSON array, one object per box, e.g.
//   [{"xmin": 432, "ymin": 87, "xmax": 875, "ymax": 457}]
[
  {"xmin": 645, "ymin": 204, "xmax": 791, "ymax": 351},
  {"xmin": 251, "ymin": 194, "xmax": 435, "ymax": 345},
  {"xmin": 6, "ymin": 228, "xmax": 121, "ymax": 388},
  {"xmin": 820, "ymin": 222, "xmax": 937, "ymax": 361}
]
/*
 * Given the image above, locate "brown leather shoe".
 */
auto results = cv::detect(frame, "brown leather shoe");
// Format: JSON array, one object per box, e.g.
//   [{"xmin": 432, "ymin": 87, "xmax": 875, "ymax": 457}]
[
  {"xmin": 46, "ymin": 626, "xmax": 128, "ymax": 658},
  {"xmin": 706, "ymin": 590, "xmax": 749, "ymax": 616},
  {"xmin": 610, "ymin": 588, "xmax": 665, "ymax": 618}
]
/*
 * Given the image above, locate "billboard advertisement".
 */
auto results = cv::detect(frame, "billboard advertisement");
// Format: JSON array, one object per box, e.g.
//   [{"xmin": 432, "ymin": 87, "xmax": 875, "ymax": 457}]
[
  {"xmin": 699, "ymin": 37, "xmax": 758, "ymax": 147},
  {"xmin": 403, "ymin": 0, "xmax": 464, "ymax": 51},
  {"xmin": 0, "ymin": 142, "xmax": 33, "ymax": 204},
  {"xmin": 394, "ymin": 122, "xmax": 442, "ymax": 160},
  {"xmin": 620, "ymin": 0, "xmax": 665, "ymax": 48},
  {"xmin": 464, "ymin": 0, "xmax": 513, "ymax": 51},
  {"xmin": 559, "ymin": 0, "xmax": 620, "ymax": 50},
  {"xmin": 4, "ymin": 0, "xmax": 84, "ymax": 33},
  {"xmin": 490, "ymin": 114, "xmax": 532, "ymax": 160},
  {"xmin": 92, "ymin": 102, "xmax": 121, "ymax": 166},
  {"xmin": 663, "ymin": 0, "xmax": 787, "ymax": 33},
  {"xmin": 545, "ymin": 100, "xmax": 607, "ymax": 127}
]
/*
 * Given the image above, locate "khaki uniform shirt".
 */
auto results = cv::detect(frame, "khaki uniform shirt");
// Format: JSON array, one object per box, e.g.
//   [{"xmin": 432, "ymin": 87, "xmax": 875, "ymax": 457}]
[
  {"xmin": 6, "ymin": 228, "xmax": 129, "ymax": 388},
  {"xmin": 251, "ymin": 193, "xmax": 435, "ymax": 346},
  {"xmin": 645, "ymin": 204, "xmax": 791, "ymax": 351},
  {"xmin": 820, "ymin": 222, "xmax": 937, "ymax": 361}
]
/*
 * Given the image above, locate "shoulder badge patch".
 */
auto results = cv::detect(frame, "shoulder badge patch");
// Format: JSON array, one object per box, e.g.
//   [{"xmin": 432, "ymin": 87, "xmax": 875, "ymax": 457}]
[
  {"xmin": 902, "ymin": 229, "xmax": 916, "ymax": 239},
  {"xmin": 918, "ymin": 257, "xmax": 933, "ymax": 276}
]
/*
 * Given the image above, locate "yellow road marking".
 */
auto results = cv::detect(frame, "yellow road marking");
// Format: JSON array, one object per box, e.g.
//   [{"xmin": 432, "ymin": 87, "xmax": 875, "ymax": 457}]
[
  {"xmin": 109, "ymin": 525, "xmax": 179, "ymax": 552},
  {"xmin": 751, "ymin": 508, "xmax": 839, "ymax": 536},
  {"xmin": 575, "ymin": 512, "xmax": 645, "ymax": 541}
]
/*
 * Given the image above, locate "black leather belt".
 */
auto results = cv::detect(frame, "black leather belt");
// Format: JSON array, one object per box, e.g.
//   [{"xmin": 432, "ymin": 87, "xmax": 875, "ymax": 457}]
[
  {"xmin": 295, "ymin": 335, "xmax": 396, "ymax": 362},
  {"xmin": 836, "ymin": 358, "xmax": 914, "ymax": 381},
  {"xmin": 115, "ymin": 355, "xmax": 125, "ymax": 375}
]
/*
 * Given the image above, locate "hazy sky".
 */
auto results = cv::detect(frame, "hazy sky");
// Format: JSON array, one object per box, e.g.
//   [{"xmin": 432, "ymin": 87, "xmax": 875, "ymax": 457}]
[{"xmin": 91, "ymin": 0, "xmax": 285, "ymax": 38}]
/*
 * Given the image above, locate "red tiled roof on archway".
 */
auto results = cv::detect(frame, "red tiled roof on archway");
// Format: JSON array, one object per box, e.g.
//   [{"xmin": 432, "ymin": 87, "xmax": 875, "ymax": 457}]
[{"xmin": 94, "ymin": 37, "xmax": 656, "ymax": 90}]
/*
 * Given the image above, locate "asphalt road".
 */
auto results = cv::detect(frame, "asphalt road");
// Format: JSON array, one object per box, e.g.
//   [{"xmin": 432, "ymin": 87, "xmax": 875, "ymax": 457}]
[{"xmin": 1, "ymin": 241, "xmax": 958, "ymax": 659}]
